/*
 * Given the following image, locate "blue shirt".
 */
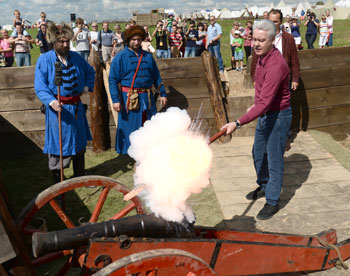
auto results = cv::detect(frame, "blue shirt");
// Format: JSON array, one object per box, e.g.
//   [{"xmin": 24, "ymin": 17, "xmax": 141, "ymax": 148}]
[
  {"xmin": 35, "ymin": 50, "xmax": 95, "ymax": 155},
  {"xmin": 207, "ymin": 23, "xmax": 222, "ymax": 42},
  {"xmin": 186, "ymin": 29, "xmax": 198, "ymax": 48},
  {"xmin": 306, "ymin": 19, "xmax": 319, "ymax": 34},
  {"xmin": 109, "ymin": 47, "xmax": 166, "ymax": 104},
  {"xmin": 98, "ymin": 29, "xmax": 114, "ymax": 47}
]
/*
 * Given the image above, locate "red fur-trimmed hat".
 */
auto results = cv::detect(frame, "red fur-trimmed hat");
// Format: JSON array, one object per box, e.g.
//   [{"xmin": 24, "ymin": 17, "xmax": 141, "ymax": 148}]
[{"xmin": 124, "ymin": 25, "xmax": 146, "ymax": 43}]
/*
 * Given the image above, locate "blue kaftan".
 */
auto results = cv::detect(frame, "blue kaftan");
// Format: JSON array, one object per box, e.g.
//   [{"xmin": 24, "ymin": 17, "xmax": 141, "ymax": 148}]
[
  {"xmin": 35, "ymin": 50, "xmax": 95, "ymax": 156},
  {"xmin": 109, "ymin": 47, "xmax": 167, "ymax": 155}
]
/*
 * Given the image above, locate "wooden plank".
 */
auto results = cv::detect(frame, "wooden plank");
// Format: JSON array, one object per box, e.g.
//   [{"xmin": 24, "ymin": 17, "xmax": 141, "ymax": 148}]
[
  {"xmin": 163, "ymin": 77, "xmax": 210, "ymax": 99},
  {"xmin": 300, "ymin": 65, "xmax": 350, "ymax": 90},
  {"xmin": 0, "ymin": 110, "xmax": 44, "ymax": 132},
  {"xmin": 0, "ymin": 66, "xmax": 35, "ymax": 89},
  {"xmin": 225, "ymin": 96, "xmax": 254, "ymax": 121},
  {"xmin": 306, "ymin": 105, "xmax": 350, "ymax": 129},
  {"xmin": 0, "ymin": 175, "xmax": 38, "ymax": 275},
  {"xmin": 0, "ymin": 88, "xmax": 40, "ymax": 111},
  {"xmin": 166, "ymin": 97, "xmax": 214, "ymax": 119},
  {"xmin": 0, "ymin": 220, "xmax": 16, "ymax": 264},
  {"xmin": 298, "ymin": 46, "xmax": 350, "ymax": 70},
  {"xmin": 293, "ymin": 85, "xmax": 350, "ymax": 109},
  {"xmin": 156, "ymin": 57, "xmax": 205, "ymax": 79}
]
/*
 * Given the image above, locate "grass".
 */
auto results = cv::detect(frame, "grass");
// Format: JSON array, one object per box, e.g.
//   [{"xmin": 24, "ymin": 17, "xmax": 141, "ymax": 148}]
[
  {"xmin": 308, "ymin": 130, "xmax": 350, "ymax": 172},
  {"xmin": 0, "ymin": 147, "xmax": 223, "ymax": 275},
  {"xmin": 14, "ymin": 18, "xmax": 350, "ymax": 68}
]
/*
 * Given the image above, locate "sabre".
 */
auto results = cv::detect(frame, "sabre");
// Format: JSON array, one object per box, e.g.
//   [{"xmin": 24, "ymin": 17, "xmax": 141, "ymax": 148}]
[{"xmin": 123, "ymin": 128, "xmax": 228, "ymax": 201}]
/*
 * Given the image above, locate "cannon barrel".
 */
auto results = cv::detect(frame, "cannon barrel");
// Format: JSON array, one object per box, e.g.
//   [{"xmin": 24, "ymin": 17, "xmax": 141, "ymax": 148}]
[{"xmin": 32, "ymin": 214, "xmax": 195, "ymax": 258}]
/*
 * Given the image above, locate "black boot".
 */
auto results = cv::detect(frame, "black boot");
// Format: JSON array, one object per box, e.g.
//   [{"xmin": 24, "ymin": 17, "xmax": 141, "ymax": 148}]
[
  {"xmin": 52, "ymin": 170, "xmax": 62, "ymax": 184},
  {"xmin": 73, "ymin": 152, "xmax": 85, "ymax": 177}
]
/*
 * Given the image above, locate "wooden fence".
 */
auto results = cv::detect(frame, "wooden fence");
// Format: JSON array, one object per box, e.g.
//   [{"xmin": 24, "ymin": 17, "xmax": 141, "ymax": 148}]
[
  {"xmin": 236, "ymin": 46, "xmax": 350, "ymax": 140},
  {"xmin": 0, "ymin": 56, "xmax": 226, "ymax": 155}
]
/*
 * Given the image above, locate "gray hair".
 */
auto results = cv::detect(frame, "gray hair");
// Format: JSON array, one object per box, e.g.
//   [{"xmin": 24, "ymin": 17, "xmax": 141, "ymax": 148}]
[{"xmin": 253, "ymin": 19, "xmax": 276, "ymax": 40}]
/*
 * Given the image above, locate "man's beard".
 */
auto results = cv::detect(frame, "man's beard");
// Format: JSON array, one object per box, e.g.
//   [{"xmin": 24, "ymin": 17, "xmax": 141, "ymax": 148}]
[{"xmin": 55, "ymin": 47, "xmax": 69, "ymax": 57}]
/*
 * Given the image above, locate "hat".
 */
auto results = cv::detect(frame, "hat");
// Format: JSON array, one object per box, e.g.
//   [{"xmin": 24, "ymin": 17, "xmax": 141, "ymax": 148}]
[
  {"xmin": 124, "ymin": 25, "xmax": 146, "ymax": 42},
  {"xmin": 47, "ymin": 21, "xmax": 73, "ymax": 43},
  {"xmin": 168, "ymin": 12, "xmax": 174, "ymax": 17},
  {"xmin": 234, "ymin": 30, "xmax": 240, "ymax": 35}
]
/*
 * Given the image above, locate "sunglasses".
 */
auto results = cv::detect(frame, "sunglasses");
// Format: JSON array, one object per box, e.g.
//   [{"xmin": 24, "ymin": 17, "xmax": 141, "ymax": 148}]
[{"xmin": 92, "ymin": 25, "xmax": 98, "ymax": 27}]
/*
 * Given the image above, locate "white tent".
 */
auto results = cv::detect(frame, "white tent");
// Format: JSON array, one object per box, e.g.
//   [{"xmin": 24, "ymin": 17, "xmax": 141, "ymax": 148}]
[
  {"xmin": 336, "ymin": 0, "xmax": 350, "ymax": 7},
  {"xmin": 323, "ymin": 0, "xmax": 336, "ymax": 8},
  {"xmin": 220, "ymin": 8, "xmax": 232, "ymax": 19},
  {"xmin": 295, "ymin": 1, "xmax": 312, "ymax": 16},
  {"xmin": 2, "ymin": 25, "xmax": 14, "ymax": 31},
  {"xmin": 276, "ymin": 0, "xmax": 287, "ymax": 8},
  {"xmin": 200, "ymin": 9, "xmax": 210, "ymax": 19},
  {"xmin": 231, "ymin": 10, "xmax": 243, "ymax": 18},
  {"xmin": 258, "ymin": 6, "xmax": 270, "ymax": 16},
  {"xmin": 209, "ymin": 9, "xmax": 221, "ymax": 18}
]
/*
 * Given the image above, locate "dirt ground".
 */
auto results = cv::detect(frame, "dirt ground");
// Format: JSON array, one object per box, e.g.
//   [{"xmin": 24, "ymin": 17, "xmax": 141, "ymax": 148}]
[{"xmin": 221, "ymin": 67, "xmax": 254, "ymax": 97}]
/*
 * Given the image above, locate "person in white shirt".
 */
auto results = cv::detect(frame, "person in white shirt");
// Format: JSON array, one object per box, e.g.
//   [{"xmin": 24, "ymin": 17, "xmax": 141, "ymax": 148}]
[
  {"xmin": 72, "ymin": 17, "xmax": 91, "ymax": 61},
  {"xmin": 326, "ymin": 9, "xmax": 334, "ymax": 47},
  {"xmin": 90, "ymin": 21, "xmax": 100, "ymax": 53},
  {"xmin": 283, "ymin": 15, "xmax": 292, "ymax": 34}
]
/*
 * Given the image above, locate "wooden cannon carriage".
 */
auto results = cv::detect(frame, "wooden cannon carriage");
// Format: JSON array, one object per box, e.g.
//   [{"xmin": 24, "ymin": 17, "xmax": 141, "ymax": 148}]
[{"xmin": 2, "ymin": 175, "xmax": 349, "ymax": 275}]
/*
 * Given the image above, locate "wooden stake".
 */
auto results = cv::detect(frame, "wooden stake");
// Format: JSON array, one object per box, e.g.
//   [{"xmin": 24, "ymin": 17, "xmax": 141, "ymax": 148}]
[
  {"xmin": 201, "ymin": 52, "xmax": 231, "ymax": 143},
  {"xmin": 89, "ymin": 49, "xmax": 111, "ymax": 152}
]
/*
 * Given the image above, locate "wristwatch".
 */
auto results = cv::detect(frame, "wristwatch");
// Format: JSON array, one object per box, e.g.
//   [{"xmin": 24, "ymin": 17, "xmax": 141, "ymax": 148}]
[{"xmin": 235, "ymin": 120, "xmax": 241, "ymax": 129}]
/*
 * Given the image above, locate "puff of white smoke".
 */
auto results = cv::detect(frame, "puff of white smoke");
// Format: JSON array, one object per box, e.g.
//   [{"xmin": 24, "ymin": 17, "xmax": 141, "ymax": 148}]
[{"xmin": 128, "ymin": 107, "xmax": 213, "ymax": 223}]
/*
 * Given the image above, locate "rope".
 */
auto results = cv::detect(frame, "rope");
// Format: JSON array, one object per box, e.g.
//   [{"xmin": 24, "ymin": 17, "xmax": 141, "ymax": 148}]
[{"xmin": 311, "ymin": 235, "xmax": 349, "ymax": 270}]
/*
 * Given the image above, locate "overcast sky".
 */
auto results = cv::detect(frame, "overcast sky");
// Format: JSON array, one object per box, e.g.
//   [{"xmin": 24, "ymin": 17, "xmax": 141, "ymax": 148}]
[{"xmin": 0, "ymin": 0, "xmax": 318, "ymax": 26}]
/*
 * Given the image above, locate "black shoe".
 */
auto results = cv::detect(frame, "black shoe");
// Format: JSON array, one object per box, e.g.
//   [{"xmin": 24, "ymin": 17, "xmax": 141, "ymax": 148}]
[
  {"xmin": 257, "ymin": 203, "xmax": 279, "ymax": 220},
  {"xmin": 246, "ymin": 187, "xmax": 265, "ymax": 200}
]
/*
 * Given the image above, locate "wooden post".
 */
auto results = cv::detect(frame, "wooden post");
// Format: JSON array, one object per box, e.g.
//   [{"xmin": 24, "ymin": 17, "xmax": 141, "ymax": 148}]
[
  {"xmin": 0, "ymin": 170, "xmax": 38, "ymax": 276},
  {"xmin": 88, "ymin": 49, "xmax": 111, "ymax": 153},
  {"xmin": 201, "ymin": 51, "xmax": 231, "ymax": 143},
  {"xmin": 102, "ymin": 63, "xmax": 118, "ymax": 129}
]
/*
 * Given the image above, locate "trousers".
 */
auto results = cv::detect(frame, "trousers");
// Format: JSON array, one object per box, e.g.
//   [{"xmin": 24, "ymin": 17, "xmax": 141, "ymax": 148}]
[{"xmin": 252, "ymin": 107, "xmax": 292, "ymax": 206}]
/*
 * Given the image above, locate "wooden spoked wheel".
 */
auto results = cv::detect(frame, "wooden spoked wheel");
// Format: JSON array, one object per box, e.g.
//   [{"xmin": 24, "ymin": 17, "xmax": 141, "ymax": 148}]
[
  {"xmin": 16, "ymin": 175, "xmax": 145, "ymax": 275},
  {"xmin": 91, "ymin": 249, "xmax": 217, "ymax": 276}
]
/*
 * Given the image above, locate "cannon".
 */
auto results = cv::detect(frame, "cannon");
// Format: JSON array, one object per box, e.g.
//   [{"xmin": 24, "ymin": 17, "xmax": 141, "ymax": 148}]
[
  {"xmin": 9, "ymin": 129, "xmax": 350, "ymax": 275},
  {"xmin": 28, "ymin": 208, "xmax": 350, "ymax": 275}
]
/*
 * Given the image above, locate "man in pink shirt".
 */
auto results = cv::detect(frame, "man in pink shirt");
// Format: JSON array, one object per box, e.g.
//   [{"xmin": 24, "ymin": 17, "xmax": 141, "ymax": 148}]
[{"xmin": 222, "ymin": 20, "xmax": 292, "ymax": 220}]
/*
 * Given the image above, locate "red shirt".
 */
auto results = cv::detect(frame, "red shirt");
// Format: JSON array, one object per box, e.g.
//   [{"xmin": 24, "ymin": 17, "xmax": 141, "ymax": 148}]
[
  {"xmin": 169, "ymin": 32, "xmax": 182, "ymax": 47},
  {"xmin": 239, "ymin": 47, "xmax": 290, "ymax": 125}
]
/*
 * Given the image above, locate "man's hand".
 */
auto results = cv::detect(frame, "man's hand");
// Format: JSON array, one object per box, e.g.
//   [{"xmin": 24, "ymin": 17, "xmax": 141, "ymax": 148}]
[
  {"xmin": 50, "ymin": 100, "xmax": 62, "ymax": 112},
  {"xmin": 221, "ymin": 122, "xmax": 237, "ymax": 135},
  {"xmin": 160, "ymin": 97, "xmax": 167, "ymax": 107},
  {"xmin": 113, "ymin": 103, "xmax": 121, "ymax": 112},
  {"xmin": 291, "ymin": 81, "xmax": 299, "ymax": 91}
]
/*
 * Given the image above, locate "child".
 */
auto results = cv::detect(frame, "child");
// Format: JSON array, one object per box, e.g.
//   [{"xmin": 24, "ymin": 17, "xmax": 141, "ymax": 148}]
[
  {"xmin": 166, "ymin": 12, "xmax": 176, "ymax": 33},
  {"xmin": 37, "ymin": 12, "xmax": 48, "ymax": 28},
  {"xmin": 229, "ymin": 22, "xmax": 240, "ymax": 70},
  {"xmin": 11, "ymin": 10, "xmax": 29, "ymax": 37},
  {"xmin": 319, "ymin": 14, "xmax": 328, "ymax": 48},
  {"xmin": 232, "ymin": 30, "xmax": 244, "ymax": 71},
  {"xmin": 168, "ymin": 25, "xmax": 182, "ymax": 57}
]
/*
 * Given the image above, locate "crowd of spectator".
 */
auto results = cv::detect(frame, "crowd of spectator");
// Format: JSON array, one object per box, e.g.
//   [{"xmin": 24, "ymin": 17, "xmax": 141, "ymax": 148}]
[{"xmin": 0, "ymin": 8, "xmax": 335, "ymax": 68}]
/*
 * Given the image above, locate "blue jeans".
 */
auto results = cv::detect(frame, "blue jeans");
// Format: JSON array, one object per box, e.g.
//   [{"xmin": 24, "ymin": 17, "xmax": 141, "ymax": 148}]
[
  {"xmin": 156, "ymin": 49, "xmax": 168, "ymax": 59},
  {"xmin": 77, "ymin": 50, "xmax": 90, "ymax": 61},
  {"xmin": 252, "ymin": 107, "xmax": 292, "ymax": 206},
  {"xmin": 208, "ymin": 42, "xmax": 224, "ymax": 72},
  {"xmin": 15, "ymin": 52, "xmax": 31, "ymax": 67},
  {"xmin": 327, "ymin": 33, "xmax": 333, "ymax": 46},
  {"xmin": 305, "ymin": 33, "xmax": 317, "ymax": 49},
  {"xmin": 184, "ymin": 46, "xmax": 196, "ymax": 57}
]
